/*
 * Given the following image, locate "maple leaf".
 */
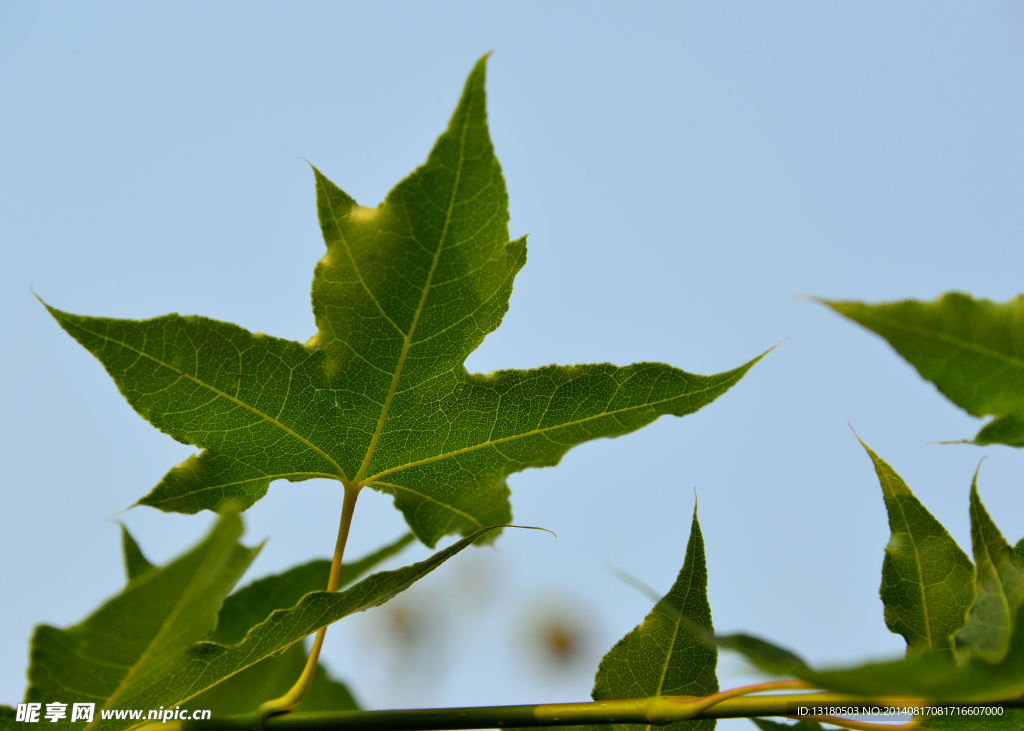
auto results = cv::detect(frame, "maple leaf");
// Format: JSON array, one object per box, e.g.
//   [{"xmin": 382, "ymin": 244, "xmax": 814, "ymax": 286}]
[
  {"xmin": 46, "ymin": 56, "xmax": 762, "ymax": 546},
  {"xmin": 13, "ymin": 513, "xmax": 494, "ymax": 731},
  {"xmin": 590, "ymin": 503, "xmax": 718, "ymax": 731},
  {"xmin": 824, "ymin": 293, "xmax": 1024, "ymax": 447},
  {"xmin": 858, "ymin": 438, "xmax": 974, "ymax": 662},
  {"xmin": 717, "ymin": 458, "xmax": 1024, "ymax": 704}
]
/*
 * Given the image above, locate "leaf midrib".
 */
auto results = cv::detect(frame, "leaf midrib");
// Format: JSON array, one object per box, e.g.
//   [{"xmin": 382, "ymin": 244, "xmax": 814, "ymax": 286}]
[
  {"xmin": 888, "ymin": 479, "xmax": 934, "ymax": 651},
  {"xmin": 645, "ymin": 562, "xmax": 696, "ymax": 731},
  {"xmin": 368, "ymin": 480, "xmax": 485, "ymax": 528},
  {"xmin": 154, "ymin": 527, "xmax": 498, "ymax": 718},
  {"xmin": 972, "ymin": 493, "xmax": 1012, "ymax": 640},
  {"xmin": 847, "ymin": 308, "xmax": 1024, "ymax": 372},
  {"xmin": 87, "ymin": 540, "xmax": 228, "ymax": 730},
  {"xmin": 57, "ymin": 314, "xmax": 350, "ymax": 485},
  {"xmin": 352, "ymin": 92, "xmax": 475, "ymax": 484},
  {"xmin": 654, "ymin": 584, "xmax": 691, "ymax": 698},
  {"xmin": 320, "ymin": 194, "xmax": 405, "ymax": 338},
  {"xmin": 364, "ymin": 375, "xmax": 736, "ymax": 483}
]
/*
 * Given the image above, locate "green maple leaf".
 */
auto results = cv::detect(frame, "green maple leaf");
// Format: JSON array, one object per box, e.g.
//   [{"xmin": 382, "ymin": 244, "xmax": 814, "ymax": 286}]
[
  {"xmin": 590, "ymin": 503, "xmax": 718, "ymax": 731},
  {"xmin": 178, "ymin": 533, "xmax": 412, "ymax": 716},
  {"xmin": 858, "ymin": 438, "xmax": 974, "ymax": 661},
  {"xmin": 18, "ymin": 512, "xmax": 260, "ymax": 731},
  {"xmin": 516, "ymin": 504, "xmax": 717, "ymax": 731},
  {"xmin": 956, "ymin": 470, "xmax": 1024, "ymax": 664},
  {"xmin": 10, "ymin": 514, "xmax": 497, "ymax": 731},
  {"xmin": 45, "ymin": 55, "xmax": 761, "ymax": 546},
  {"xmin": 823, "ymin": 293, "xmax": 1024, "ymax": 447},
  {"xmin": 715, "ymin": 474, "xmax": 1024, "ymax": 703}
]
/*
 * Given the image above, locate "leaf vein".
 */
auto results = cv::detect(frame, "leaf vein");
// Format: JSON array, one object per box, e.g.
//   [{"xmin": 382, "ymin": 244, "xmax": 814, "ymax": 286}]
[
  {"xmin": 321, "ymin": 191, "xmax": 406, "ymax": 337},
  {"xmin": 353, "ymin": 85, "xmax": 476, "ymax": 484},
  {"xmin": 59, "ymin": 318, "xmax": 350, "ymax": 485},
  {"xmin": 366, "ymin": 378, "xmax": 733, "ymax": 482},
  {"xmin": 369, "ymin": 480, "xmax": 485, "ymax": 529},
  {"xmin": 861, "ymin": 313, "xmax": 1024, "ymax": 371}
]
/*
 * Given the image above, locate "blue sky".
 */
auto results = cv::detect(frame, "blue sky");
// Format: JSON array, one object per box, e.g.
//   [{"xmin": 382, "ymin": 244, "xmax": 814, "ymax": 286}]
[{"xmin": 3, "ymin": 1, "xmax": 1024, "ymax": 721}]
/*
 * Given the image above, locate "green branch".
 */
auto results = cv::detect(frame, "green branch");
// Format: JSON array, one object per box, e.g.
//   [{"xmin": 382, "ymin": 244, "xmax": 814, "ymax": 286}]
[{"xmin": 170, "ymin": 691, "xmax": 1022, "ymax": 731}]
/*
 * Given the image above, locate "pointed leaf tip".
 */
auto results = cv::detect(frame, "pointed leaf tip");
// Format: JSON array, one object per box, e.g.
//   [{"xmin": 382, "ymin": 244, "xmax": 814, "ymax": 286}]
[
  {"xmin": 590, "ymin": 505, "xmax": 717, "ymax": 730},
  {"xmin": 23, "ymin": 512, "xmax": 259, "ymax": 731},
  {"xmin": 859, "ymin": 441, "xmax": 974, "ymax": 661},
  {"xmin": 119, "ymin": 524, "xmax": 154, "ymax": 581},
  {"xmin": 956, "ymin": 471, "xmax": 1024, "ymax": 664},
  {"xmin": 825, "ymin": 293, "xmax": 1024, "ymax": 448}
]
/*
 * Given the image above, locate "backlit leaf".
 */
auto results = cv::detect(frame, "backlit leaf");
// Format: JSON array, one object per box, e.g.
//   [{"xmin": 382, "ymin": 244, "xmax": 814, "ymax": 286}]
[
  {"xmin": 22, "ymin": 511, "xmax": 259, "ymax": 731},
  {"xmin": 182, "ymin": 532, "xmax": 413, "ymax": 713},
  {"xmin": 47, "ymin": 56, "xmax": 762, "ymax": 547},
  {"xmin": 956, "ymin": 472, "xmax": 1024, "ymax": 663},
  {"xmin": 824, "ymin": 294, "xmax": 1024, "ymax": 447},
  {"xmin": 210, "ymin": 532, "xmax": 413, "ymax": 646},
  {"xmin": 516, "ymin": 506, "xmax": 718, "ymax": 731},
  {"xmin": 179, "ymin": 643, "xmax": 357, "ymax": 716},
  {"xmin": 858, "ymin": 438, "xmax": 974, "ymax": 660},
  {"xmin": 590, "ymin": 503, "xmax": 717, "ymax": 731},
  {"xmin": 120, "ymin": 525, "xmax": 500, "ymax": 727},
  {"xmin": 119, "ymin": 525, "xmax": 154, "ymax": 581},
  {"xmin": 20, "ymin": 521, "xmax": 498, "ymax": 731},
  {"xmin": 716, "ymin": 478, "xmax": 1024, "ymax": 702}
]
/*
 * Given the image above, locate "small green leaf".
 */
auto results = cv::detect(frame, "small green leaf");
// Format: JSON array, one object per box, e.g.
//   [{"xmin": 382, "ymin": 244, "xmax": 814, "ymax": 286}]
[
  {"xmin": 858, "ymin": 438, "xmax": 974, "ymax": 660},
  {"xmin": 824, "ymin": 293, "xmax": 1024, "ymax": 447},
  {"xmin": 974, "ymin": 415, "xmax": 1024, "ymax": 448},
  {"xmin": 713, "ymin": 633, "xmax": 810, "ymax": 678},
  {"xmin": 180, "ymin": 644, "xmax": 357, "ymax": 716},
  {"xmin": 47, "ymin": 56, "xmax": 761, "ymax": 547},
  {"xmin": 22, "ymin": 511, "xmax": 259, "ymax": 731},
  {"xmin": 1016, "ymin": 538, "xmax": 1024, "ymax": 563},
  {"xmin": 182, "ymin": 535, "xmax": 412, "ymax": 715},
  {"xmin": 98, "ymin": 525, "xmax": 498, "ymax": 729},
  {"xmin": 714, "ymin": 469, "xmax": 1024, "ymax": 701},
  {"xmin": 717, "ymin": 581, "xmax": 1024, "ymax": 700},
  {"xmin": 956, "ymin": 471, "xmax": 1024, "ymax": 663},
  {"xmin": 211, "ymin": 532, "xmax": 413, "ymax": 645},
  {"xmin": 590, "ymin": 503, "xmax": 717, "ymax": 731},
  {"xmin": 119, "ymin": 524, "xmax": 154, "ymax": 581},
  {"xmin": 18, "ymin": 517, "xmax": 492, "ymax": 730}
]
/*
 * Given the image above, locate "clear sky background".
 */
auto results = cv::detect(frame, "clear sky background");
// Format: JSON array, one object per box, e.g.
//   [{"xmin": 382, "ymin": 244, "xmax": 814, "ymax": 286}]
[{"xmin": 3, "ymin": 2, "xmax": 1024, "ymax": 724}]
